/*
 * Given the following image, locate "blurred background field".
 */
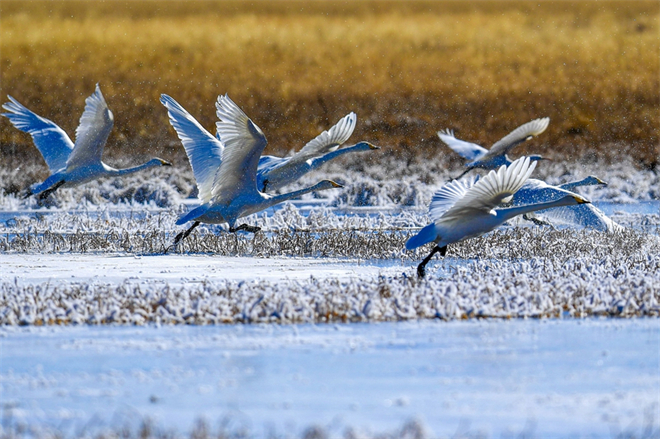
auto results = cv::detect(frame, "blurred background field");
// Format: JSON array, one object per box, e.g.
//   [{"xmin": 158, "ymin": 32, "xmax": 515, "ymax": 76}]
[{"xmin": 1, "ymin": 0, "xmax": 658, "ymax": 177}]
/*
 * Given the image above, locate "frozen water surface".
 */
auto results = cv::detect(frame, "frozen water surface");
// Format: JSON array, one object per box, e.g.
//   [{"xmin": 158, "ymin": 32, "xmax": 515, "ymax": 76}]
[{"xmin": 1, "ymin": 320, "xmax": 658, "ymax": 438}]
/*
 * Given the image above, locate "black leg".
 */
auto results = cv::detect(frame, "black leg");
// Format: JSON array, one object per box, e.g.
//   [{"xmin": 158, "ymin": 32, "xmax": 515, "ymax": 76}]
[
  {"xmin": 169, "ymin": 221, "xmax": 201, "ymax": 251},
  {"xmin": 230, "ymin": 224, "xmax": 261, "ymax": 233},
  {"xmin": 261, "ymin": 179, "xmax": 269, "ymax": 192},
  {"xmin": 449, "ymin": 168, "xmax": 472, "ymax": 182},
  {"xmin": 523, "ymin": 213, "xmax": 556, "ymax": 229},
  {"xmin": 417, "ymin": 245, "xmax": 448, "ymax": 278},
  {"xmin": 36, "ymin": 180, "xmax": 65, "ymax": 201}
]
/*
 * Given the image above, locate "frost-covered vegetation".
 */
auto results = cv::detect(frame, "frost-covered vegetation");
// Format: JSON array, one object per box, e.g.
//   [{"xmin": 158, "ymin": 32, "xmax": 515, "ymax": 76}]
[
  {"xmin": 1, "ymin": 154, "xmax": 659, "ymax": 210},
  {"xmin": 0, "ymin": 154, "xmax": 659, "ymax": 326},
  {"xmin": 2, "ymin": 227, "xmax": 659, "ymax": 325}
]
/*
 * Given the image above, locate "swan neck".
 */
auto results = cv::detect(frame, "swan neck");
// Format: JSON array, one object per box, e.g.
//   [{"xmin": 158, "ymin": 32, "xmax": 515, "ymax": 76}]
[
  {"xmin": 266, "ymin": 184, "xmax": 321, "ymax": 205},
  {"xmin": 498, "ymin": 198, "xmax": 575, "ymax": 221},
  {"xmin": 108, "ymin": 160, "xmax": 159, "ymax": 176}
]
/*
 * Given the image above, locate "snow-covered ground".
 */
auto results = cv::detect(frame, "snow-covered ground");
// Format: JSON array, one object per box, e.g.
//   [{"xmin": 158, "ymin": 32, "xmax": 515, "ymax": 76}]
[
  {"xmin": 2, "ymin": 320, "xmax": 659, "ymax": 438},
  {"xmin": 1, "ymin": 158, "xmax": 659, "ymax": 437}
]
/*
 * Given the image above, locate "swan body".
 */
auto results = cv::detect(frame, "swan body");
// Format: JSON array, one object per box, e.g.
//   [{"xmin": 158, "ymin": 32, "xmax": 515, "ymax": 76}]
[
  {"xmin": 407, "ymin": 157, "xmax": 590, "ymax": 277},
  {"xmin": 2, "ymin": 84, "xmax": 172, "ymax": 199},
  {"xmin": 167, "ymin": 94, "xmax": 342, "ymax": 246},
  {"xmin": 160, "ymin": 94, "xmax": 377, "ymax": 198},
  {"xmin": 438, "ymin": 118, "xmax": 550, "ymax": 180}
]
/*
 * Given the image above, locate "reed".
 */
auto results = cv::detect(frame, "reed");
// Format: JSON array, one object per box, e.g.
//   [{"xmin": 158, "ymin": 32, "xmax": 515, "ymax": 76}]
[{"xmin": 1, "ymin": 1, "xmax": 658, "ymax": 170}]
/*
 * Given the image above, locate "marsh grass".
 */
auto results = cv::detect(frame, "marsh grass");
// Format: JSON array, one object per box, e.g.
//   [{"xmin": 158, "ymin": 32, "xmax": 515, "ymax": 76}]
[{"xmin": 1, "ymin": 1, "xmax": 658, "ymax": 174}]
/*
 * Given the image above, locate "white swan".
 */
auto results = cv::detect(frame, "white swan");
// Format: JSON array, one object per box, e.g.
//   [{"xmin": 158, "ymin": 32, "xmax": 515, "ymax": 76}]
[
  {"xmin": 2, "ymin": 84, "xmax": 172, "ymax": 200},
  {"xmin": 170, "ymin": 94, "xmax": 342, "ymax": 246},
  {"xmin": 512, "ymin": 176, "xmax": 621, "ymax": 232},
  {"xmin": 160, "ymin": 94, "xmax": 378, "ymax": 197},
  {"xmin": 406, "ymin": 157, "xmax": 590, "ymax": 277},
  {"xmin": 438, "ymin": 117, "xmax": 550, "ymax": 180}
]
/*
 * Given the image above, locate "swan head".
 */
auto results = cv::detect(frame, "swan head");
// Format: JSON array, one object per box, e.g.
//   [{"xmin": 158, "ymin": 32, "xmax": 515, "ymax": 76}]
[
  {"xmin": 153, "ymin": 158, "xmax": 172, "ymax": 167},
  {"xmin": 571, "ymin": 194, "xmax": 591, "ymax": 205},
  {"xmin": 528, "ymin": 154, "xmax": 550, "ymax": 163},
  {"xmin": 354, "ymin": 141, "xmax": 380, "ymax": 151},
  {"xmin": 583, "ymin": 175, "xmax": 608, "ymax": 186},
  {"xmin": 315, "ymin": 180, "xmax": 343, "ymax": 190}
]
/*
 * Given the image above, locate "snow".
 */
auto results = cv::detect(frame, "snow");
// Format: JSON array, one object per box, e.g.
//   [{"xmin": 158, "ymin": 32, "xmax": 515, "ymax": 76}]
[
  {"xmin": 2, "ymin": 320, "xmax": 658, "ymax": 438},
  {"xmin": 0, "ymin": 158, "xmax": 659, "ymax": 437}
]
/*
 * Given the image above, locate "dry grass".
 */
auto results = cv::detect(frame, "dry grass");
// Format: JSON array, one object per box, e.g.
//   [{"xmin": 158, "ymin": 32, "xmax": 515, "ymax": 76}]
[{"xmin": 1, "ymin": 1, "xmax": 658, "ymax": 173}]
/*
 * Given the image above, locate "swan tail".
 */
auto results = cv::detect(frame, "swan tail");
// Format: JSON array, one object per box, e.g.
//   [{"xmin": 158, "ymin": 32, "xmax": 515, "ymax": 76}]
[{"xmin": 176, "ymin": 204, "xmax": 212, "ymax": 225}]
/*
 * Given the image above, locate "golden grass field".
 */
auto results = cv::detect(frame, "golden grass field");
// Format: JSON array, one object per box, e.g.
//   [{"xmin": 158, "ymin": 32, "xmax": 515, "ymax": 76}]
[{"xmin": 1, "ymin": 1, "xmax": 658, "ymax": 170}]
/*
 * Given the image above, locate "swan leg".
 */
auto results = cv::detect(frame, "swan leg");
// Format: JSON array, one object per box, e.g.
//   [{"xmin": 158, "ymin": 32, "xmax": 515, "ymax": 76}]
[
  {"xmin": 417, "ymin": 245, "xmax": 447, "ymax": 278},
  {"xmin": 261, "ymin": 179, "xmax": 269, "ymax": 192},
  {"xmin": 170, "ymin": 221, "xmax": 201, "ymax": 250},
  {"xmin": 450, "ymin": 168, "xmax": 472, "ymax": 182},
  {"xmin": 36, "ymin": 180, "xmax": 65, "ymax": 201},
  {"xmin": 522, "ymin": 213, "xmax": 556, "ymax": 229},
  {"xmin": 230, "ymin": 224, "xmax": 261, "ymax": 234}
]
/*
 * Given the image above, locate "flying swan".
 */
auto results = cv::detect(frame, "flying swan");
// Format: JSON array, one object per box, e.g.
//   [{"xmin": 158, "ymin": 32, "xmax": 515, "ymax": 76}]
[
  {"xmin": 406, "ymin": 156, "xmax": 590, "ymax": 277},
  {"xmin": 169, "ymin": 94, "xmax": 343, "ymax": 247},
  {"xmin": 2, "ymin": 84, "xmax": 172, "ymax": 200},
  {"xmin": 160, "ymin": 94, "xmax": 378, "ymax": 194},
  {"xmin": 438, "ymin": 117, "xmax": 550, "ymax": 180}
]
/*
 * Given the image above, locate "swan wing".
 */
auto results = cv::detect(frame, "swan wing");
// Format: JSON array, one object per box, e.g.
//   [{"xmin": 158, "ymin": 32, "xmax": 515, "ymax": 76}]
[
  {"xmin": 437, "ymin": 129, "xmax": 487, "ymax": 161},
  {"xmin": 2, "ymin": 96, "xmax": 74, "ymax": 171},
  {"xmin": 512, "ymin": 178, "xmax": 575, "ymax": 206},
  {"xmin": 483, "ymin": 117, "xmax": 550, "ymax": 159},
  {"xmin": 541, "ymin": 204, "xmax": 624, "ymax": 232},
  {"xmin": 429, "ymin": 176, "xmax": 478, "ymax": 221},
  {"xmin": 66, "ymin": 84, "xmax": 114, "ymax": 170},
  {"xmin": 294, "ymin": 112, "xmax": 357, "ymax": 160},
  {"xmin": 442, "ymin": 156, "xmax": 537, "ymax": 220},
  {"xmin": 211, "ymin": 94, "xmax": 267, "ymax": 201},
  {"xmin": 160, "ymin": 94, "xmax": 223, "ymax": 203}
]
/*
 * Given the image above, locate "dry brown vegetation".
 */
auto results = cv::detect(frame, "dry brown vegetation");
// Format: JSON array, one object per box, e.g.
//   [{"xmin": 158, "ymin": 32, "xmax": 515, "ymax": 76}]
[{"xmin": 1, "ymin": 1, "xmax": 658, "ymax": 172}]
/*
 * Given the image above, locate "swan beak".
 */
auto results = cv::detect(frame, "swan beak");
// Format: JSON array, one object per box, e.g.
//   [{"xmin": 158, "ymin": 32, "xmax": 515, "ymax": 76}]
[
  {"xmin": 541, "ymin": 157, "xmax": 552, "ymax": 161},
  {"xmin": 596, "ymin": 177, "xmax": 608, "ymax": 186},
  {"xmin": 329, "ymin": 181, "xmax": 343, "ymax": 188},
  {"xmin": 573, "ymin": 196, "xmax": 590, "ymax": 204},
  {"xmin": 367, "ymin": 142, "xmax": 381, "ymax": 150},
  {"xmin": 160, "ymin": 159, "xmax": 173, "ymax": 167}
]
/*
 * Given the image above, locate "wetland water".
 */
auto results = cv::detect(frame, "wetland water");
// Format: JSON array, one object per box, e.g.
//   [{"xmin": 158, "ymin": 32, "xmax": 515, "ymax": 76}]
[{"xmin": 2, "ymin": 319, "xmax": 658, "ymax": 438}]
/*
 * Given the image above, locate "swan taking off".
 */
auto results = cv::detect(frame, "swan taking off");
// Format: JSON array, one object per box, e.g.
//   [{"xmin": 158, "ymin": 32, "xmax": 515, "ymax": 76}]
[
  {"xmin": 169, "ymin": 94, "xmax": 343, "ymax": 247},
  {"xmin": 406, "ymin": 156, "xmax": 590, "ymax": 278},
  {"xmin": 438, "ymin": 118, "xmax": 550, "ymax": 180},
  {"xmin": 160, "ymin": 94, "xmax": 378, "ymax": 197},
  {"xmin": 1, "ymin": 84, "xmax": 172, "ymax": 200}
]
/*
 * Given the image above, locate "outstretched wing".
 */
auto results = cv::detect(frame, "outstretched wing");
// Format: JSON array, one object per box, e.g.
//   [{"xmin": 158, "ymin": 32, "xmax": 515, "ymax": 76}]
[
  {"xmin": 441, "ymin": 156, "xmax": 536, "ymax": 220},
  {"xmin": 429, "ymin": 176, "xmax": 478, "ymax": 221},
  {"xmin": 212, "ymin": 94, "xmax": 268, "ymax": 201},
  {"xmin": 66, "ymin": 84, "xmax": 114, "ymax": 170},
  {"xmin": 437, "ymin": 129, "xmax": 487, "ymax": 162},
  {"xmin": 292, "ymin": 112, "xmax": 357, "ymax": 160},
  {"xmin": 512, "ymin": 178, "xmax": 578, "ymax": 206},
  {"xmin": 541, "ymin": 204, "xmax": 624, "ymax": 233},
  {"xmin": 2, "ymin": 96, "xmax": 74, "ymax": 171},
  {"xmin": 484, "ymin": 117, "xmax": 550, "ymax": 158},
  {"xmin": 160, "ymin": 94, "xmax": 223, "ymax": 203}
]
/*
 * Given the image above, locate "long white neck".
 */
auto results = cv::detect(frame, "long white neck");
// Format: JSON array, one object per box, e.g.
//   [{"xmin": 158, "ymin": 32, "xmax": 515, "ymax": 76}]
[
  {"xmin": 559, "ymin": 178, "xmax": 590, "ymax": 191},
  {"xmin": 106, "ymin": 159, "xmax": 162, "ymax": 176},
  {"xmin": 264, "ymin": 182, "xmax": 330, "ymax": 208},
  {"xmin": 496, "ymin": 196, "xmax": 580, "ymax": 222}
]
